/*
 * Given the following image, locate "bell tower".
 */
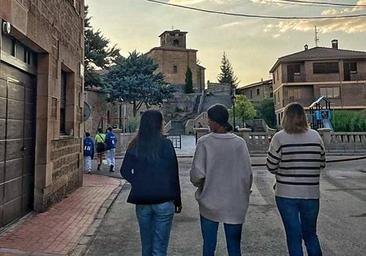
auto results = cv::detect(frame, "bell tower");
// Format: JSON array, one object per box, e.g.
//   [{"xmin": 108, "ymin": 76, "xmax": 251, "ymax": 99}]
[{"xmin": 160, "ymin": 30, "xmax": 187, "ymax": 49}]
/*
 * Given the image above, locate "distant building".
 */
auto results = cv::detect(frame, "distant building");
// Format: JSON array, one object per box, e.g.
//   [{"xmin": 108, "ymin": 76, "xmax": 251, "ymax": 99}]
[
  {"xmin": 0, "ymin": 1, "xmax": 84, "ymax": 226},
  {"xmin": 147, "ymin": 30, "xmax": 205, "ymax": 92},
  {"xmin": 270, "ymin": 40, "xmax": 366, "ymax": 126},
  {"xmin": 236, "ymin": 79, "xmax": 273, "ymax": 104}
]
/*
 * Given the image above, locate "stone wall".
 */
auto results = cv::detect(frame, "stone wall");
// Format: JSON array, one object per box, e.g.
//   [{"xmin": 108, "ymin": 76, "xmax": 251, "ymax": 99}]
[
  {"xmin": 162, "ymin": 92, "xmax": 200, "ymax": 121},
  {"xmin": 195, "ymin": 128, "xmax": 366, "ymax": 154},
  {"xmin": 44, "ymin": 138, "xmax": 82, "ymax": 209},
  {"xmin": 84, "ymin": 89, "xmax": 149, "ymax": 135},
  {"xmin": 1, "ymin": 0, "xmax": 85, "ymax": 211}
]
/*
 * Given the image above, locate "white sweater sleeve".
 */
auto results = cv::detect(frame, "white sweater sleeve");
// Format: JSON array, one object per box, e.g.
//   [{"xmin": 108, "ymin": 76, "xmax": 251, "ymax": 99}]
[{"xmin": 190, "ymin": 141, "xmax": 206, "ymax": 187}]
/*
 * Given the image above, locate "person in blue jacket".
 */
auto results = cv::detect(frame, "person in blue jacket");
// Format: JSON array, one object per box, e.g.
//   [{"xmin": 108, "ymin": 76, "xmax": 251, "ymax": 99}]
[
  {"xmin": 105, "ymin": 127, "xmax": 117, "ymax": 172},
  {"xmin": 83, "ymin": 132, "xmax": 94, "ymax": 174},
  {"xmin": 120, "ymin": 110, "xmax": 182, "ymax": 256}
]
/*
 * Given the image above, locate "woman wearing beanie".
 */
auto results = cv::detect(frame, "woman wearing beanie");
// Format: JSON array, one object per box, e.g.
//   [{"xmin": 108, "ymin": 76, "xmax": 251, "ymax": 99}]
[{"xmin": 190, "ymin": 104, "xmax": 253, "ymax": 256}]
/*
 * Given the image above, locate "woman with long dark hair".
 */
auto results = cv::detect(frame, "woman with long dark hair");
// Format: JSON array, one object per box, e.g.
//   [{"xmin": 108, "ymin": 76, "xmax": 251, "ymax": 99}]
[
  {"xmin": 266, "ymin": 103, "xmax": 325, "ymax": 256},
  {"xmin": 120, "ymin": 110, "xmax": 182, "ymax": 256}
]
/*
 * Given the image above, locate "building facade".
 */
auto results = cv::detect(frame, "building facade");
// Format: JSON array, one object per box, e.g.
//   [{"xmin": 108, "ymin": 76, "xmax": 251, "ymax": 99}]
[
  {"xmin": 270, "ymin": 40, "xmax": 366, "ymax": 126},
  {"xmin": 0, "ymin": 0, "xmax": 85, "ymax": 227},
  {"xmin": 147, "ymin": 30, "xmax": 205, "ymax": 92},
  {"xmin": 236, "ymin": 79, "xmax": 273, "ymax": 104}
]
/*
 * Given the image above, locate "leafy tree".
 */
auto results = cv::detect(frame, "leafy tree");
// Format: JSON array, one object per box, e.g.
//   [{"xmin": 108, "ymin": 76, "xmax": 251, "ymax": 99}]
[
  {"xmin": 255, "ymin": 99, "xmax": 276, "ymax": 128},
  {"xmin": 185, "ymin": 67, "xmax": 194, "ymax": 93},
  {"xmin": 217, "ymin": 52, "xmax": 239, "ymax": 88},
  {"xmin": 229, "ymin": 95, "xmax": 256, "ymax": 127},
  {"xmin": 104, "ymin": 51, "xmax": 175, "ymax": 116},
  {"xmin": 84, "ymin": 6, "xmax": 120, "ymax": 88}
]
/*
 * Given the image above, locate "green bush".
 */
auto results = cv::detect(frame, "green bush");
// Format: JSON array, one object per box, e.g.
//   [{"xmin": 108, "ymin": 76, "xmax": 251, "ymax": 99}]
[
  {"xmin": 127, "ymin": 116, "xmax": 140, "ymax": 133},
  {"xmin": 332, "ymin": 110, "xmax": 366, "ymax": 132}
]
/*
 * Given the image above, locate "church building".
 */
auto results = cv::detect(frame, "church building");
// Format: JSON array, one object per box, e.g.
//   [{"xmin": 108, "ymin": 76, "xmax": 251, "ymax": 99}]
[{"xmin": 147, "ymin": 30, "xmax": 205, "ymax": 92}]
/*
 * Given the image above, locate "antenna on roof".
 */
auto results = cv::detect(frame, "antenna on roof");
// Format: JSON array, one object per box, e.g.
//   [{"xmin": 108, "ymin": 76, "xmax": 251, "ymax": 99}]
[{"xmin": 314, "ymin": 26, "xmax": 319, "ymax": 47}]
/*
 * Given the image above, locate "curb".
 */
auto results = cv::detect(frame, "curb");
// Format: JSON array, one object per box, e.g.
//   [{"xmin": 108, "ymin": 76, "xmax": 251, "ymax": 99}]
[{"xmin": 69, "ymin": 179, "xmax": 126, "ymax": 256}]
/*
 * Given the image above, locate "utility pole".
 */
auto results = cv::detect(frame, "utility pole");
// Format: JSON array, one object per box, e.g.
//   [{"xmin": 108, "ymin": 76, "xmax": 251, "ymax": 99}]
[{"xmin": 314, "ymin": 26, "xmax": 319, "ymax": 47}]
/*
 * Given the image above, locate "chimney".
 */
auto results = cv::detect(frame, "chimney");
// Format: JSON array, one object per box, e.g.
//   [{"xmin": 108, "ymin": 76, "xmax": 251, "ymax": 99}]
[
  {"xmin": 332, "ymin": 39, "xmax": 338, "ymax": 49},
  {"xmin": 304, "ymin": 44, "xmax": 308, "ymax": 51}
]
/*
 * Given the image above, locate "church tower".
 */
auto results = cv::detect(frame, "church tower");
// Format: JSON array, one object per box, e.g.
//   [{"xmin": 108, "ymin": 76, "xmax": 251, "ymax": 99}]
[
  {"xmin": 160, "ymin": 30, "xmax": 187, "ymax": 49},
  {"xmin": 147, "ymin": 30, "xmax": 205, "ymax": 92}
]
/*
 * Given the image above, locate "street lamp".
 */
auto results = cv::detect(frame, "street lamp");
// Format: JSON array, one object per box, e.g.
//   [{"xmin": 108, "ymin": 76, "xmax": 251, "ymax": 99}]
[{"xmin": 231, "ymin": 85, "xmax": 237, "ymax": 131}]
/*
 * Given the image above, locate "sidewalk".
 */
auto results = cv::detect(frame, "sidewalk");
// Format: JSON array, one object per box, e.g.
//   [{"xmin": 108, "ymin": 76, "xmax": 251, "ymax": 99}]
[{"xmin": 0, "ymin": 174, "xmax": 121, "ymax": 256}]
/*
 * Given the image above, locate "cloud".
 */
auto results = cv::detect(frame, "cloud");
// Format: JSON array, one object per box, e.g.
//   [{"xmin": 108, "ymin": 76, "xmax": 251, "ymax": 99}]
[
  {"xmin": 168, "ymin": 0, "xmax": 227, "ymax": 4},
  {"xmin": 321, "ymin": 0, "xmax": 366, "ymax": 15},
  {"xmin": 264, "ymin": 0, "xmax": 366, "ymax": 35},
  {"xmin": 216, "ymin": 21, "xmax": 243, "ymax": 29},
  {"xmin": 265, "ymin": 18, "xmax": 366, "ymax": 35}
]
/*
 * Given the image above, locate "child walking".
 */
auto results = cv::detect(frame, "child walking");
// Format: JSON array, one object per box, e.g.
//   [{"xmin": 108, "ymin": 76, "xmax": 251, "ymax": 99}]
[{"xmin": 83, "ymin": 132, "xmax": 94, "ymax": 174}]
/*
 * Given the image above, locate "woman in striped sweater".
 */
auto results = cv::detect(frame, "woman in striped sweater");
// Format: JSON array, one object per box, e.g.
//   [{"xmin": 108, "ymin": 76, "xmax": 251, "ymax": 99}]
[{"xmin": 266, "ymin": 103, "xmax": 325, "ymax": 256}]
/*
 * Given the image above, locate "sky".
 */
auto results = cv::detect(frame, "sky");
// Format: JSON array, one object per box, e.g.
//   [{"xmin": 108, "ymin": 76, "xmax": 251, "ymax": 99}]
[{"xmin": 85, "ymin": 0, "xmax": 366, "ymax": 86}]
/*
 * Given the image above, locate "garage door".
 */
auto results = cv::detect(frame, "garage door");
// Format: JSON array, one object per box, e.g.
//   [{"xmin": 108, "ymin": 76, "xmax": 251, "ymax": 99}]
[{"xmin": 0, "ymin": 63, "xmax": 36, "ymax": 227}]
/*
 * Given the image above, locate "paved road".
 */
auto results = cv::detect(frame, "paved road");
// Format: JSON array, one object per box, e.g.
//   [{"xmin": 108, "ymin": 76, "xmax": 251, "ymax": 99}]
[{"xmin": 85, "ymin": 157, "xmax": 366, "ymax": 256}]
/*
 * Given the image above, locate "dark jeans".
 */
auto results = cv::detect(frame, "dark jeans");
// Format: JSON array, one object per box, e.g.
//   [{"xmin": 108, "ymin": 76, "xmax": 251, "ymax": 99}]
[
  {"xmin": 276, "ymin": 197, "xmax": 322, "ymax": 256},
  {"xmin": 200, "ymin": 215, "xmax": 243, "ymax": 256},
  {"xmin": 136, "ymin": 202, "xmax": 175, "ymax": 256}
]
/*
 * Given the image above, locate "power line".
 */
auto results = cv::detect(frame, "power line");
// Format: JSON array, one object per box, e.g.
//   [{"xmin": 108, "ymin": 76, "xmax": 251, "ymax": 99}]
[
  {"xmin": 146, "ymin": 0, "xmax": 366, "ymax": 20},
  {"xmin": 279, "ymin": 0, "xmax": 366, "ymax": 8},
  {"xmin": 274, "ymin": 0, "xmax": 366, "ymax": 8}
]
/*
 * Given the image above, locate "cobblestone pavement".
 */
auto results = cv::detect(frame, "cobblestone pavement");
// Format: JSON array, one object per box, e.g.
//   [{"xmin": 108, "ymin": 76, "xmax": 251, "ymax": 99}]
[
  {"xmin": 85, "ymin": 157, "xmax": 366, "ymax": 256},
  {"xmin": 0, "ymin": 175, "xmax": 121, "ymax": 256}
]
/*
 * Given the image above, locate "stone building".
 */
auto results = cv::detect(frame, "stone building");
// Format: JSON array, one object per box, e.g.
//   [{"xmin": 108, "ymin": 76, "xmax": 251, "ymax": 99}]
[
  {"xmin": 147, "ymin": 30, "xmax": 205, "ymax": 92},
  {"xmin": 236, "ymin": 79, "xmax": 273, "ymax": 104},
  {"xmin": 270, "ymin": 40, "xmax": 366, "ymax": 126},
  {"xmin": 0, "ymin": 0, "xmax": 84, "ymax": 227}
]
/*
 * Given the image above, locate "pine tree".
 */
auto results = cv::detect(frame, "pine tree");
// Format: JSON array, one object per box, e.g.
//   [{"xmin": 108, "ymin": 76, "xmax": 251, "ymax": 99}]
[
  {"xmin": 217, "ymin": 52, "xmax": 239, "ymax": 87},
  {"xmin": 185, "ymin": 67, "xmax": 194, "ymax": 93},
  {"xmin": 84, "ymin": 6, "xmax": 120, "ymax": 88}
]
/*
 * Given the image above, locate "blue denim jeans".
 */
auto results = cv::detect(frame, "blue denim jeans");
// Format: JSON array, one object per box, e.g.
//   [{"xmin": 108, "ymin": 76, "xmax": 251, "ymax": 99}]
[
  {"xmin": 200, "ymin": 215, "xmax": 243, "ymax": 256},
  {"xmin": 136, "ymin": 201, "xmax": 175, "ymax": 256},
  {"xmin": 276, "ymin": 197, "xmax": 322, "ymax": 256}
]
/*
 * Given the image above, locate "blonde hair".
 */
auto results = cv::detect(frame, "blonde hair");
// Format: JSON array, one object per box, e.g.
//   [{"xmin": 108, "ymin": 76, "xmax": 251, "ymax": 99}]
[{"xmin": 282, "ymin": 103, "xmax": 308, "ymax": 134}]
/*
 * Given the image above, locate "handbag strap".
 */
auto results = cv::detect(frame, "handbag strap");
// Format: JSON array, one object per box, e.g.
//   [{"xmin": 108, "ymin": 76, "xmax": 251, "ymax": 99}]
[{"xmin": 97, "ymin": 133, "xmax": 105, "ymax": 143}]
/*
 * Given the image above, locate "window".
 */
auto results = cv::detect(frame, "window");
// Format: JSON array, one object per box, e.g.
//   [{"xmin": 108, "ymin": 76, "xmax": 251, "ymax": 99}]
[
  {"xmin": 256, "ymin": 88, "xmax": 260, "ymax": 96},
  {"xmin": 173, "ymin": 39, "xmax": 179, "ymax": 47},
  {"xmin": 250, "ymin": 90, "xmax": 253, "ymax": 99},
  {"xmin": 344, "ymin": 62, "xmax": 358, "ymax": 81},
  {"xmin": 60, "ymin": 68, "xmax": 75, "ymax": 135},
  {"xmin": 288, "ymin": 87, "xmax": 301, "ymax": 100},
  {"xmin": 288, "ymin": 64, "xmax": 300, "ymax": 74},
  {"xmin": 320, "ymin": 87, "xmax": 340, "ymax": 98},
  {"xmin": 60, "ymin": 71, "xmax": 67, "ymax": 134},
  {"xmin": 276, "ymin": 69, "xmax": 279, "ymax": 81},
  {"xmin": 270, "ymin": 92, "xmax": 274, "ymax": 98},
  {"xmin": 313, "ymin": 62, "xmax": 339, "ymax": 74},
  {"xmin": 173, "ymin": 65, "xmax": 178, "ymax": 73},
  {"xmin": 287, "ymin": 64, "xmax": 301, "ymax": 82}
]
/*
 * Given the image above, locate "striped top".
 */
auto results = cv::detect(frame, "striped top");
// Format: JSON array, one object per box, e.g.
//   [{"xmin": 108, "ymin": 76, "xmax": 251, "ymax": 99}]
[{"xmin": 266, "ymin": 129, "xmax": 326, "ymax": 199}]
